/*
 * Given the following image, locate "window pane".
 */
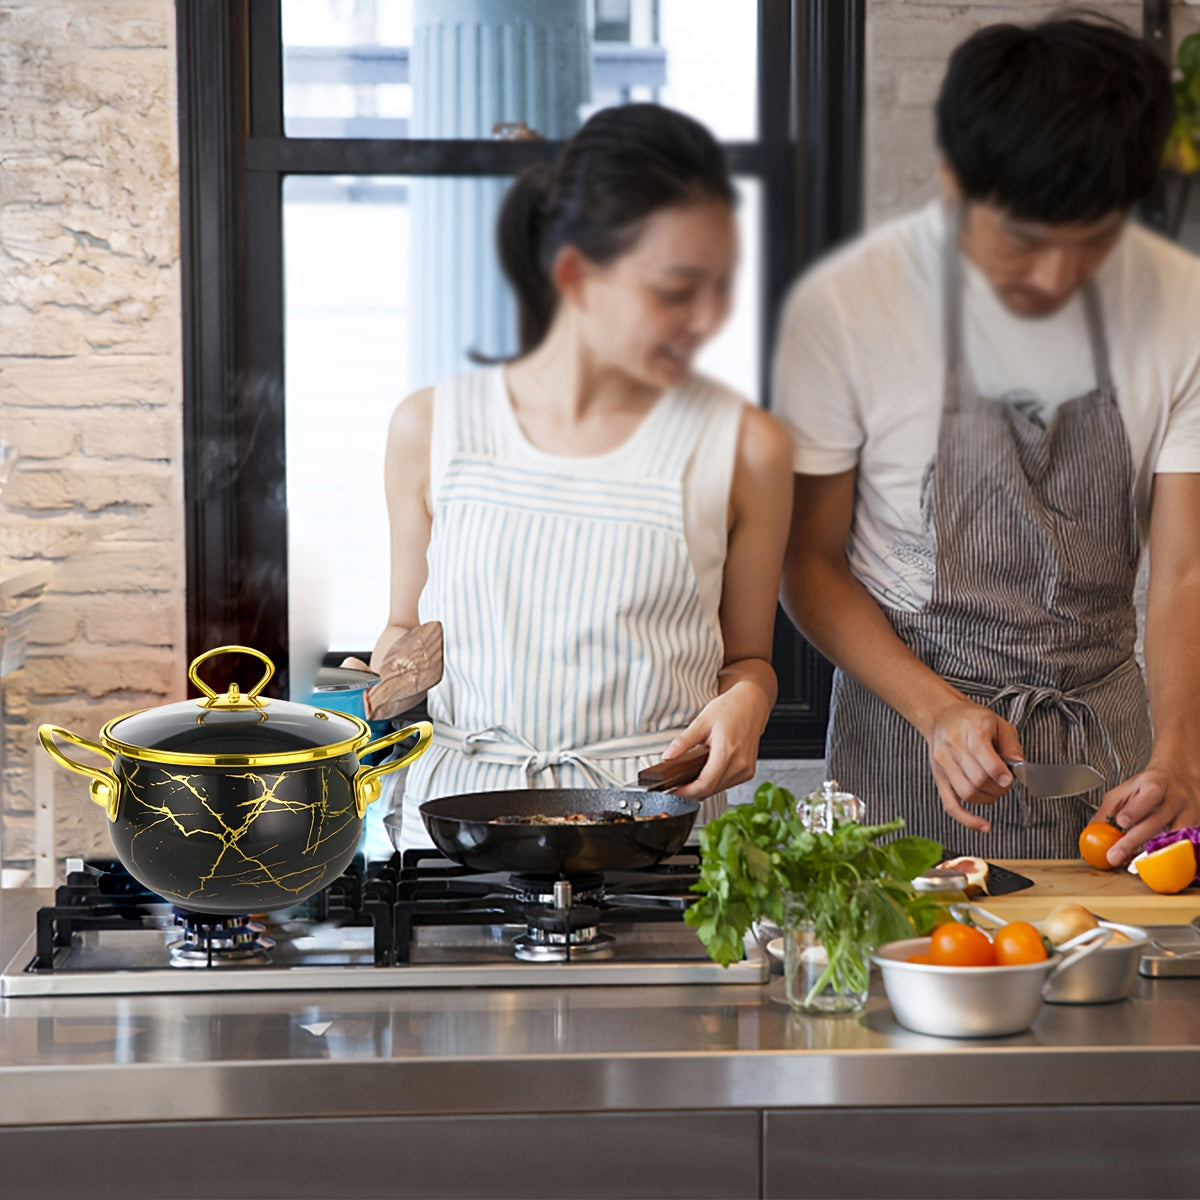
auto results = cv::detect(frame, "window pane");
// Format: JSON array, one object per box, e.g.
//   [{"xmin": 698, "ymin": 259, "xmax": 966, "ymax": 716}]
[
  {"xmin": 284, "ymin": 172, "xmax": 760, "ymax": 658},
  {"xmin": 282, "ymin": 0, "xmax": 758, "ymax": 141}
]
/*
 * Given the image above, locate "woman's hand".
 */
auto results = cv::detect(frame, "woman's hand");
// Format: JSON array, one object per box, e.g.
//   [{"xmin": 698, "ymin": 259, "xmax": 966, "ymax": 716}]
[
  {"xmin": 661, "ymin": 678, "xmax": 771, "ymax": 798},
  {"xmin": 667, "ymin": 404, "xmax": 790, "ymax": 800},
  {"xmin": 922, "ymin": 698, "xmax": 1023, "ymax": 834}
]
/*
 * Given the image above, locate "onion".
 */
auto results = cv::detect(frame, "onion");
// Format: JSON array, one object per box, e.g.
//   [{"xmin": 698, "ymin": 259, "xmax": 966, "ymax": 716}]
[{"xmin": 1040, "ymin": 903, "xmax": 1099, "ymax": 946}]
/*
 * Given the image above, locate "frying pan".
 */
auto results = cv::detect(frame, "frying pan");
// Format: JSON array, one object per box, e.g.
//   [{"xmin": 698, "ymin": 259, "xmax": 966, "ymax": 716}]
[{"xmin": 418, "ymin": 746, "xmax": 708, "ymax": 874}]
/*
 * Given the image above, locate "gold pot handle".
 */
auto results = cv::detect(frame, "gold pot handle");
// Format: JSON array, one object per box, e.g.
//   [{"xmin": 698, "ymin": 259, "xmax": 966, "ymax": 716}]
[
  {"xmin": 188, "ymin": 644, "xmax": 275, "ymax": 710},
  {"xmin": 38, "ymin": 725, "xmax": 121, "ymax": 822},
  {"xmin": 353, "ymin": 721, "xmax": 433, "ymax": 818}
]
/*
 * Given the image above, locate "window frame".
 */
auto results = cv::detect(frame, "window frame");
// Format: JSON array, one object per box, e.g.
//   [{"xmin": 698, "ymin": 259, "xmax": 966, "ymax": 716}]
[{"xmin": 176, "ymin": 0, "xmax": 866, "ymax": 754}]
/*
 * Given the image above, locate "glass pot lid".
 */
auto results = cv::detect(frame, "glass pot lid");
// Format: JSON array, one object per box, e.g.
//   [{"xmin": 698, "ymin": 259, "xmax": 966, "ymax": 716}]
[{"xmin": 102, "ymin": 646, "xmax": 370, "ymax": 767}]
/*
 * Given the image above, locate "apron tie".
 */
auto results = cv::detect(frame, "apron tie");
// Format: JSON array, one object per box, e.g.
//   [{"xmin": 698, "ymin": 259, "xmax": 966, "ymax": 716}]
[
  {"xmin": 436, "ymin": 722, "xmax": 687, "ymax": 790},
  {"xmin": 945, "ymin": 663, "xmax": 1130, "ymax": 804}
]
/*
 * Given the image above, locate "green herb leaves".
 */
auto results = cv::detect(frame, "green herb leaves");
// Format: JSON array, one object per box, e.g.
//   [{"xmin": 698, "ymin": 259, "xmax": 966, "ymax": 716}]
[
  {"xmin": 1166, "ymin": 32, "xmax": 1200, "ymax": 174},
  {"xmin": 684, "ymin": 781, "xmax": 943, "ymax": 972}
]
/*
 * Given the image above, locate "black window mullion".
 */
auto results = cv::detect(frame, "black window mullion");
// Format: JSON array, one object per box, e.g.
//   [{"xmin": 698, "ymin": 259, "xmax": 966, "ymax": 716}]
[
  {"xmin": 178, "ymin": 0, "xmax": 260, "ymax": 694},
  {"xmin": 758, "ymin": 0, "xmax": 792, "ymax": 144},
  {"xmin": 248, "ymin": 0, "xmax": 283, "ymax": 139},
  {"xmin": 795, "ymin": 0, "xmax": 866, "ymax": 256},
  {"xmin": 245, "ymin": 137, "xmax": 786, "ymax": 177},
  {"xmin": 240, "ymin": 167, "xmax": 289, "ymax": 691},
  {"xmin": 760, "ymin": 0, "xmax": 866, "ymax": 759},
  {"xmin": 228, "ymin": 2, "xmax": 289, "ymax": 692}
]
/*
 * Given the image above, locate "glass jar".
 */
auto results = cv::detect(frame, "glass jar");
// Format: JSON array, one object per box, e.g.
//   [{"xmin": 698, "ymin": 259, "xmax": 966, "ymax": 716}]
[
  {"xmin": 912, "ymin": 867, "xmax": 970, "ymax": 912},
  {"xmin": 781, "ymin": 901, "xmax": 871, "ymax": 1016},
  {"xmin": 781, "ymin": 782, "xmax": 873, "ymax": 1015}
]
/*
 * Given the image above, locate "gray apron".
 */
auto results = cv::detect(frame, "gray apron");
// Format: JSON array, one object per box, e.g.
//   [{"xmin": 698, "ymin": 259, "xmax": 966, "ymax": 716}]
[{"xmin": 827, "ymin": 210, "xmax": 1153, "ymax": 857}]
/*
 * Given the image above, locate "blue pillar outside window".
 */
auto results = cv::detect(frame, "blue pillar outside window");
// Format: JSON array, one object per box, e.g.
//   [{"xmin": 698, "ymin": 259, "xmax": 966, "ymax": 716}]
[{"xmin": 409, "ymin": 0, "xmax": 592, "ymax": 389}]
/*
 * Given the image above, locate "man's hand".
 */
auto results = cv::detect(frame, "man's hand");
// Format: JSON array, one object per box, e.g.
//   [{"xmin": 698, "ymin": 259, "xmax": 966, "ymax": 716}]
[
  {"xmin": 923, "ymin": 698, "xmax": 1024, "ymax": 833},
  {"xmin": 1095, "ymin": 761, "xmax": 1200, "ymax": 865}
]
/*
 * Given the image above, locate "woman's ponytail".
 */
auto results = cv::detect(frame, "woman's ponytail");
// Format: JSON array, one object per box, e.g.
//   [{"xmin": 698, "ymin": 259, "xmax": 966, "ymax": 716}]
[{"xmin": 496, "ymin": 162, "xmax": 558, "ymax": 354}]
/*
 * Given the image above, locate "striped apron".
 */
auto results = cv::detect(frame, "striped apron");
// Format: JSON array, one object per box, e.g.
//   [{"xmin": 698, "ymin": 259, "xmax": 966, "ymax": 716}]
[
  {"xmin": 392, "ymin": 369, "xmax": 731, "ymax": 851},
  {"xmin": 827, "ymin": 211, "xmax": 1152, "ymax": 857}
]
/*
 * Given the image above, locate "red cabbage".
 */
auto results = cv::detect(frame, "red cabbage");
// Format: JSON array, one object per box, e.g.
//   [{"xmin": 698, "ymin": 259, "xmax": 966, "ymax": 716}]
[{"xmin": 1142, "ymin": 826, "xmax": 1200, "ymax": 885}]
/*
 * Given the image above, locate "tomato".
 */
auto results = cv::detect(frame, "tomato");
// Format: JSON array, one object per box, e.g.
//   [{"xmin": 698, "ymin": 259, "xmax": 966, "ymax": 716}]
[
  {"xmin": 928, "ymin": 921, "xmax": 995, "ymax": 967},
  {"xmin": 1078, "ymin": 818, "xmax": 1123, "ymax": 871},
  {"xmin": 992, "ymin": 921, "xmax": 1048, "ymax": 966},
  {"xmin": 905, "ymin": 953, "xmax": 934, "ymax": 964}
]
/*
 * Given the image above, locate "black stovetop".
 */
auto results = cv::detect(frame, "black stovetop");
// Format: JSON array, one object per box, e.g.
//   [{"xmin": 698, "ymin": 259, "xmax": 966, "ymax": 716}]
[{"xmin": 28, "ymin": 849, "xmax": 705, "ymax": 971}]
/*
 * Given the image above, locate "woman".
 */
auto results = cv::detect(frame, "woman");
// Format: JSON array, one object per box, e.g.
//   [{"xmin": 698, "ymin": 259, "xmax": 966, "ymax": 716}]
[{"xmin": 359, "ymin": 103, "xmax": 792, "ymax": 852}]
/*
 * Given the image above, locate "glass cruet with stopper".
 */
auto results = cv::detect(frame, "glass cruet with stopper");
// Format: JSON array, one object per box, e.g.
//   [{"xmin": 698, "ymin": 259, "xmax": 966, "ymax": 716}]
[{"xmin": 796, "ymin": 778, "xmax": 866, "ymax": 833}]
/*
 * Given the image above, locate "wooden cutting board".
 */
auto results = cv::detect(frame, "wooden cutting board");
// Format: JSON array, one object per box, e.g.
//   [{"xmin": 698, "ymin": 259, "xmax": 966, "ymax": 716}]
[{"xmin": 982, "ymin": 859, "xmax": 1200, "ymax": 926}]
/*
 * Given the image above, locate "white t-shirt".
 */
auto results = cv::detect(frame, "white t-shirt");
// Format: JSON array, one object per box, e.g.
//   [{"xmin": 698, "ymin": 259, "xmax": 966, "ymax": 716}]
[{"xmin": 773, "ymin": 200, "xmax": 1200, "ymax": 612}]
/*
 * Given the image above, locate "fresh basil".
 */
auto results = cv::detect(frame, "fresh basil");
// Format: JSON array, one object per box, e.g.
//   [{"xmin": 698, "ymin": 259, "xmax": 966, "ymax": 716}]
[{"xmin": 685, "ymin": 782, "xmax": 945, "ymax": 997}]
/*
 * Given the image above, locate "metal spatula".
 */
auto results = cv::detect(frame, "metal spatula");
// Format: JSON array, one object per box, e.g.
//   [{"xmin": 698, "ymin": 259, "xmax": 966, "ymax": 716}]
[{"xmin": 1005, "ymin": 758, "xmax": 1105, "ymax": 798}]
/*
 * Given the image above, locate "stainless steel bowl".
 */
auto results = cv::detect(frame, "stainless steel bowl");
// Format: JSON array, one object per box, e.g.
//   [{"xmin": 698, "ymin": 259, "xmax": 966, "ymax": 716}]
[
  {"xmin": 874, "ymin": 938, "xmax": 1058, "ymax": 1037},
  {"xmin": 1042, "ymin": 921, "xmax": 1149, "ymax": 1004}
]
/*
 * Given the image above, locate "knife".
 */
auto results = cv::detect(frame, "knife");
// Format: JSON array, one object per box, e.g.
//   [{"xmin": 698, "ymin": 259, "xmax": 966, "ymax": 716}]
[
  {"xmin": 979, "ymin": 861, "xmax": 1035, "ymax": 896},
  {"xmin": 1005, "ymin": 759, "xmax": 1105, "ymax": 799},
  {"xmin": 940, "ymin": 856, "xmax": 1035, "ymax": 896}
]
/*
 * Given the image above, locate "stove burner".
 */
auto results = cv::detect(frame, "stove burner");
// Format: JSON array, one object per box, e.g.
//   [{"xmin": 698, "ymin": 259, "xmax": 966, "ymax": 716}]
[
  {"xmin": 509, "ymin": 872, "xmax": 606, "ymax": 905},
  {"xmin": 512, "ymin": 880, "xmax": 616, "ymax": 962},
  {"xmin": 513, "ymin": 929, "xmax": 616, "ymax": 962},
  {"xmin": 525, "ymin": 902, "xmax": 604, "ymax": 933},
  {"xmin": 168, "ymin": 913, "xmax": 275, "ymax": 968},
  {"xmin": 514, "ymin": 901, "xmax": 616, "ymax": 962}
]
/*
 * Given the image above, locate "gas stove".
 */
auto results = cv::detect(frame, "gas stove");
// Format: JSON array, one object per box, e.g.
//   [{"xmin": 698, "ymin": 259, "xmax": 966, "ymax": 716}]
[{"xmin": 1, "ymin": 850, "xmax": 766, "ymax": 996}]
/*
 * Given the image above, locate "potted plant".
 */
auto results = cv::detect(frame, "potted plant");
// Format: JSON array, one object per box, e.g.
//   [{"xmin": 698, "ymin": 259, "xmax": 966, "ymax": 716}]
[
  {"xmin": 1163, "ymin": 32, "xmax": 1200, "ymax": 239},
  {"xmin": 684, "ymin": 781, "xmax": 944, "ymax": 1014}
]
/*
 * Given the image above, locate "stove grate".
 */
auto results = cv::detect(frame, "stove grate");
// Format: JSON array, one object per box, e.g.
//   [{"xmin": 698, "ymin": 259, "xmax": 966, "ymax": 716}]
[{"xmin": 26, "ymin": 849, "xmax": 706, "ymax": 973}]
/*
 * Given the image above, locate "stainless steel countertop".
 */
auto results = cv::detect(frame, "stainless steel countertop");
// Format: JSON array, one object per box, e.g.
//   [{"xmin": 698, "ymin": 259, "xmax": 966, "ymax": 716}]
[{"xmin": 3, "ymin": 887, "xmax": 1200, "ymax": 1126}]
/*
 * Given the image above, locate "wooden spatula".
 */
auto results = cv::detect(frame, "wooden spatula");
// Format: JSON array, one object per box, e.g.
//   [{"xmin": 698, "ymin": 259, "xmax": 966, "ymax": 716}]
[{"xmin": 367, "ymin": 621, "xmax": 444, "ymax": 720}]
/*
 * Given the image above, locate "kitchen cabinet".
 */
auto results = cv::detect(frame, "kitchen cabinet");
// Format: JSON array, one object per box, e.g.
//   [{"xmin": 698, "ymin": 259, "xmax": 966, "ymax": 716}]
[
  {"xmin": 764, "ymin": 1107, "xmax": 1200, "ymax": 1199},
  {"xmin": 0, "ymin": 1113, "xmax": 761, "ymax": 1200}
]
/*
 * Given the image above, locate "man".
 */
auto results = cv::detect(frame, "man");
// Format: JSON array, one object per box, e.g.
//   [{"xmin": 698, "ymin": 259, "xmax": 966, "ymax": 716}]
[{"xmin": 776, "ymin": 15, "xmax": 1200, "ymax": 863}]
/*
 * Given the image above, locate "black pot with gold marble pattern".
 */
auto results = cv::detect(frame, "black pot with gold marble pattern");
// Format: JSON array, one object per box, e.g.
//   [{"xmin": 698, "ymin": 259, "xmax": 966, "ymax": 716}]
[{"xmin": 38, "ymin": 645, "xmax": 432, "ymax": 913}]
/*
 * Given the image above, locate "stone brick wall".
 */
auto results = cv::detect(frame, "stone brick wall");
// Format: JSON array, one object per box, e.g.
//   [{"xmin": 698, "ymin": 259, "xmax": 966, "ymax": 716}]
[
  {"xmin": 866, "ymin": 0, "xmax": 1200, "ymax": 227},
  {"xmin": 0, "ymin": 0, "xmax": 184, "ymax": 875}
]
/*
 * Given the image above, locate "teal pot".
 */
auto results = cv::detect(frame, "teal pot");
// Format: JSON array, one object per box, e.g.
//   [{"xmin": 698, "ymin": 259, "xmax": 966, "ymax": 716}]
[{"xmin": 306, "ymin": 665, "xmax": 394, "ymax": 764}]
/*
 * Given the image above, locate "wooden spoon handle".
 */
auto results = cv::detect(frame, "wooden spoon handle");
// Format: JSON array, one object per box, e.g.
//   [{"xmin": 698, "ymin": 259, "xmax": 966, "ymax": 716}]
[
  {"xmin": 367, "ymin": 621, "xmax": 444, "ymax": 719},
  {"xmin": 636, "ymin": 745, "xmax": 710, "ymax": 792}
]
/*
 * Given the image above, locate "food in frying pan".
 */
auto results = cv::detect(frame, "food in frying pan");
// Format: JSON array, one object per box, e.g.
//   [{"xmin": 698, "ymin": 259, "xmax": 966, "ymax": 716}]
[{"xmin": 489, "ymin": 810, "xmax": 675, "ymax": 826}]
